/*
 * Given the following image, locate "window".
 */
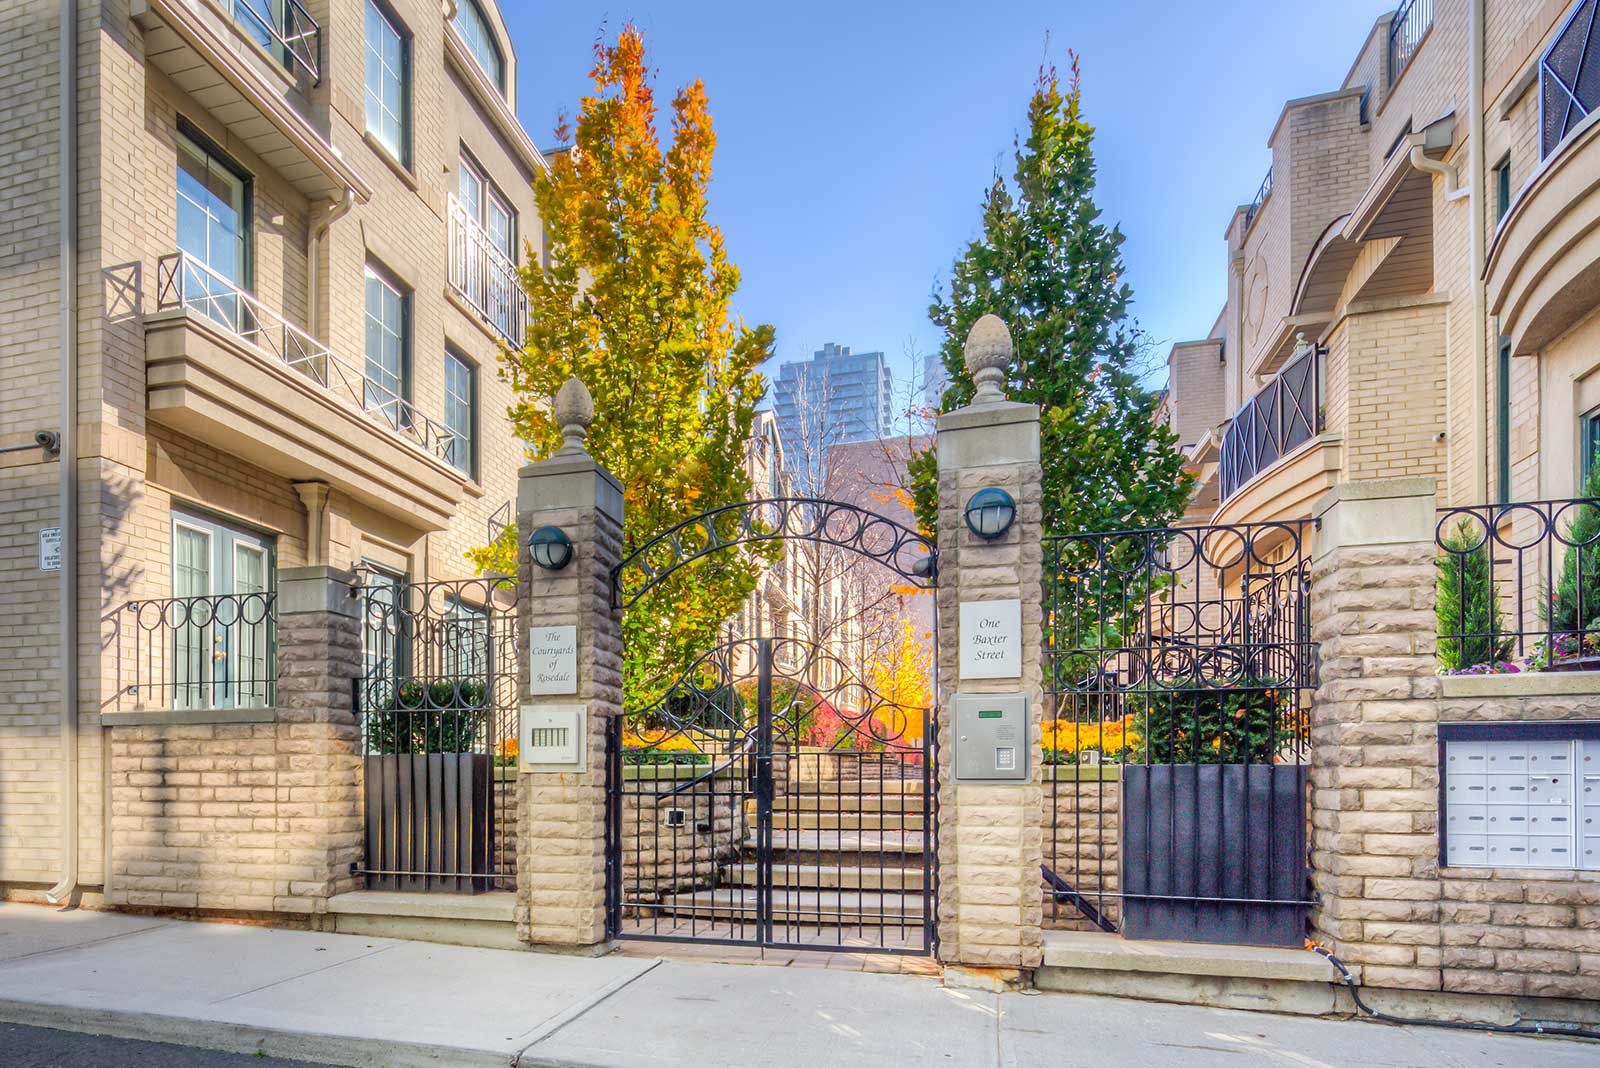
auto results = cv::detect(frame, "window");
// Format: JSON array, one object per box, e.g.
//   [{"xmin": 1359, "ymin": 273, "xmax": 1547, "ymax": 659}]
[
  {"xmin": 1441, "ymin": 722, "xmax": 1596, "ymax": 871},
  {"xmin": 171, "ymin": 509, "xmax": 275, "ymax": 709},
  {"xmin": 451, "ymin": 0, "xmax": 504, "ymax": 91},
  {"xmin": 176, "ymin": 128, "xmax": 250, "ymax": 328},
  {"xmin": 360, "ymin": 564, "xmax": 408, "ymax": 684},
  {"xmin": 1494, "ymin": 155, "xmax": 1512, "ymax": 223},
  {"xmin": 363, "ymin": 0, "xmax": 409, "ymax": 164},
  {"xmin": 458, "ymin": 155, "xmax": 515, "ymax": 259},
  {"xmin": 1497, "ymin": 339, "xmax": 1512, "ymax": 503},
  {"xmin": 1584, "ymin": 408, "xmax": 1600, "ymax": 485},
  {"xmin": 1539, "ymin": 0, "xmax": 1600, "ymax": 158},
  {"xmin": 364, "ymin": 265, "xmax": 410, "ymax": 427},
  {"xmin": 442, "ymin": 598, "xmax": 489, "ymax": 678},
  {"xmin": 443, "ymin": 351, "xmax": 476, "ymax": 477}
]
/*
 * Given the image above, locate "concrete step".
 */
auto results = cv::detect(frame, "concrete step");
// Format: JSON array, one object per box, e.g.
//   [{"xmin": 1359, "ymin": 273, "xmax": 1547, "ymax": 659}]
[
  {"xmin": 783, "ymin": 779, "xmax": 924, "ymax": 795},
  {"xmin": 770, "ymin": 794, "xmax": 927, "ymax": 814},
  {"xmin": 652, "ymin": 888, "xmax": 926, "ymax": 924},
  {"xmin": 722, "ymin": 863, "xmax": 927, "ymax": 892},
  {"xmin": 751, "ymin": 830, "xmax": 929, "ymax": 855},
  {"xmin": 325, "ymin": 891, "xmax": 519, "ymax": 951},
  {"xmin": 770, "ymin": 811, "xmax": 927, "ymax": 831}
]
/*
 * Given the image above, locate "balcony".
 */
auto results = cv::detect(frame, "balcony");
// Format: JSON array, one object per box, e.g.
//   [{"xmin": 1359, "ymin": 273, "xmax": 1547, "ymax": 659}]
[
  {"xmin": 1217, "ymin": 343, "xmax": 1330, "ymax": 515},
  {"xmin": 448, "ymin": 194, "xmax": 529, "ymax": 346},
  {"xmin": 146, "ymin": 252, "xmax": 467, "ymax": 530},
  {"xmin": 106, "ymin": 591, "xmax": 277, "ymax": 719},
  {"xmin": 1386, "ymin": 0, "xmax": 1432, "ymax": 89},
  {"xmin": 1242, "ymin": 167, "xmax": 1273, "ymax": 233},
  {"xmin": 132, "ymin": 0, "xmax": 370, "ymax": 203}
]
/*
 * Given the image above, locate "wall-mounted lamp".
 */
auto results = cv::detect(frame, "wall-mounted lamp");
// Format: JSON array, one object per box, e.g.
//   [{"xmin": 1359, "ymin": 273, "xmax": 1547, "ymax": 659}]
[
  {"xmin": 964, "ymin": 488, "xmax": 1016, "ymax": 540},
  {"xmin": 527, "ymin": 525, "xmax": 573, "ymax": 571}
]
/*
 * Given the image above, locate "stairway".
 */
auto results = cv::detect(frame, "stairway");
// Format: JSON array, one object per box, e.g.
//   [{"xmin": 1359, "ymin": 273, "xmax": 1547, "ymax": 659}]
[{"xmin": 651, "ymin": 777, "xmax": 930, "ymax": 934}]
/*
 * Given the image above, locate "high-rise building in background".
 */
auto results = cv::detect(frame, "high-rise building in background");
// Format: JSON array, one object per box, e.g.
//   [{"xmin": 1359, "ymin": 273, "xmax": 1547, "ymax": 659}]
[
  {"xmin": 919, "ymin": 351, "xmax": 949, "ymax": 415},
  {"xmin": 772, "ymin": 343, "xmax": 893, "ymax": 481}
]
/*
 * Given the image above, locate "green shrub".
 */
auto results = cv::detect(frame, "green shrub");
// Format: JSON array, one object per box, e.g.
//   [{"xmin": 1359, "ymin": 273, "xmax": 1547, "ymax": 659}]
[
  {"xmin": 1436, "ymin": 519, "xmax": 1512, "ymax": 672},
  {"xmin": 1128, "ymin": 678, "xmax": 1298, "ymax": 764},
  {"xmin": 1550, "ymin": 465, "xmax": 1600, "ymax": 640},
  {"xmin": 365, "ymin": 678, "xmax": 489, "ymax": 754}
]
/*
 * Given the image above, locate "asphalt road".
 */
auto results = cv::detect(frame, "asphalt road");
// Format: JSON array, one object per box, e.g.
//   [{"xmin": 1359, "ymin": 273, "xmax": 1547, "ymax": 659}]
[{"xmin": 0, "ymin": 1024, "xmax": 340, "ymax": 1067}]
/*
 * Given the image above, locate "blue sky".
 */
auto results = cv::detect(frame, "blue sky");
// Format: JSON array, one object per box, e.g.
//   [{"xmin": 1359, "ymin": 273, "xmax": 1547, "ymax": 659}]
[{"xmin": 502, "ymin": 2, "xmax": 1395, "ymax": 393}]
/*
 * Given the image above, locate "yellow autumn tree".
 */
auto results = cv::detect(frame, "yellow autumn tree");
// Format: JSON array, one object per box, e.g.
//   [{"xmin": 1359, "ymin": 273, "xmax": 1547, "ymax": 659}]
[
  {"xmin": 472, "ymin": 27, "xmax": 774, "ymax": 710},
  {"xmin": 866, "ymin": 617, "xmax": 933, "ymax": 745}
]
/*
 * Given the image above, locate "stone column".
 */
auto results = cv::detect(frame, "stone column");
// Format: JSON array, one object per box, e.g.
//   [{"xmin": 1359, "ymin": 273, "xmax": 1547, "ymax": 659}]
[
  {"xmin": 515, "ymin": 378, "xmax": 624, "ymax": 950},
  {"xmin": 273, "ymin": 565, "xmax": 364, "ymax": 915},
  {"xmin": 934, "ymin": 316, "xmax": 1046, "ymax": 985},
  {"xmin": 1308, "ymin": 477, "xmax": 1443, "ymax": 991}
]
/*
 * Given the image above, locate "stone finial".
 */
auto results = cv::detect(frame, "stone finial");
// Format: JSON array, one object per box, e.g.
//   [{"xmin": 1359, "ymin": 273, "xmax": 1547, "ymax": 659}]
[
  {"xmin": 964, "ymin": 314, "xmax": 1013, "ymax": 405},
  {"xmin": 553, "ymin": 376, "xmax": 594, "ymax": 455}
]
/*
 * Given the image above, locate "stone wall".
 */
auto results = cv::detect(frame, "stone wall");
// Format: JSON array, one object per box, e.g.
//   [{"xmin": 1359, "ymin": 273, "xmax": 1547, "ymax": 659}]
[
  {"xmin": 619, "ymin": 768, "xmax": 746, "ymax": 901},
  {"xmin": 1042, "ymin": 771, "xmax": 1121, "ymax": 932}
]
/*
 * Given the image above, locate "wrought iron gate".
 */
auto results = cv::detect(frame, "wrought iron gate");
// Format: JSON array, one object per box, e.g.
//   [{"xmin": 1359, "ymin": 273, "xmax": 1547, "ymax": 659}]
[
  {"xmin": 355, "ymin": 571, "xmax": 519, "ymax": 893},
  {"xmin": 606, "ymin": 498, "xmax": 938, "ymax": 955}
]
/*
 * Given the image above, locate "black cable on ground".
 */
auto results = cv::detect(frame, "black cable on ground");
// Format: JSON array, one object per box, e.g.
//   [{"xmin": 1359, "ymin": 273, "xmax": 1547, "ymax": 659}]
[{"xmin": 1307, "ymin": 943, "xmax": 1600, "ymax": 1042}]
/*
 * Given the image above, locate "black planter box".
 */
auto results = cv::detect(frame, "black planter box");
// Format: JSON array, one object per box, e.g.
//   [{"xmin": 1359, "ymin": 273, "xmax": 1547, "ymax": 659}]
[
  {"xmin": 1121, "ymin": 763, "xmax": 1309, "ymax": 947},
  {"xmin": 364, "ymin": 752, "xmax": 494, "ymax": 894}
]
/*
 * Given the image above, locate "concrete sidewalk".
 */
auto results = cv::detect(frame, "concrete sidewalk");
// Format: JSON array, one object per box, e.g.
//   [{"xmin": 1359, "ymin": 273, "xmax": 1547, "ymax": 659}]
[{"xmin": 0, "ymin": 904, "xmax": 1594, "ymax": 1068}]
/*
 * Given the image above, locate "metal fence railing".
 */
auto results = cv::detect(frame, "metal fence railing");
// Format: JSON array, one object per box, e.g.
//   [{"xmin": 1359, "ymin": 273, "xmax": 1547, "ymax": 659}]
[
  {"xmin": 1388, "ymin": 0, "xmax": 1433, "ymax": 88},
  {"xmin": 155, "ymin": 251, "xmax": 464, "ymax": 468},
  {"xmin": 1243, "ymin": 167, "xmax": 1273, "ymax": 232},
  {"xmin": 1435, "ymin": 498, "xmax": 1600, "ymax": 673},
  {"xmin": 111, "ymin": 592, "xmax": 277, "ymax": 712},
  {"xmin": 447, "ymin": 194, "xmax": 528, "ymax": 346},
  {"xmin": 232, "ymin": 0, "xmax": 322, "ymax": 83},
  {"xmin": 1042, "ymin": 521, "xmax": 1315, "ymax": 944},
  {"xmin": 1218, "ymin": 342, "xmax": 1322, "ymax": 501}
]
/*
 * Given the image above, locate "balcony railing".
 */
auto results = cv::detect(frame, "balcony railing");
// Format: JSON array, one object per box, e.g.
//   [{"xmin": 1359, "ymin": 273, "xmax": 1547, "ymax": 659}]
[
  {"xmin": 1539, "ymin": 0, "xmax": 1599, "ymax": 159},
  {"xmin": 1243, "ymin": 167, "xmax": 1272, "ymax": 232},
  {"xmin": 232, "ymin": 0, "xmax": 321, "ymax": 83},
  {"xmin": 111, "ymin": 591, "xmax": 277, "ymax": 711},
  {"xmin": 447, "ymin": 194, "xmax": 529, "ymax": 346},
  {"xmin": 155, "ymin": 251, "xmax": 463, "ymax": 468},
  {"xmin": 1436, "ymin": 497, "xmax": 1600, "ymax": 672},
  {"xmin": 1218, "ymin": 342, "xmax": 1322, "ymax": 501},
  {"xmin": 1387, "ymin": 0, "xmax": 1433, "ymax": 88}
]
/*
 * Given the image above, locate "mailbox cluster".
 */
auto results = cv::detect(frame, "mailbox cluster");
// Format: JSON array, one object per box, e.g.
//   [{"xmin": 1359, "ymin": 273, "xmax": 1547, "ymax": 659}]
[{"xmin": 1443, "ymin": 735, "xmax": 1599, "ymax": 870}]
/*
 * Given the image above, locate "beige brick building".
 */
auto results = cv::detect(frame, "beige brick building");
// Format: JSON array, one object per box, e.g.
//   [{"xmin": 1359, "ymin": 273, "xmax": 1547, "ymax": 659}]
[{"xmin": 0, "ymin": 0, "xmax": 545, "ymax": 910}]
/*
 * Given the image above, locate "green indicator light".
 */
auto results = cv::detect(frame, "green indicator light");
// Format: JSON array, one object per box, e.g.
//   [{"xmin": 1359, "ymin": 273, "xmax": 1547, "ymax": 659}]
[{"xmin": 978, "ymin": 710, "xmax": 1003, "ymax": 719}]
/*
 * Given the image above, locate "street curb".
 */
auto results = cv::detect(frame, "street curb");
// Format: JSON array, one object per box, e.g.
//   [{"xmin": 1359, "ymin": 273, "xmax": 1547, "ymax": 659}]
[{"xmin": 0, "ymin": 998, "xmax": 511, "ymax": 1068}]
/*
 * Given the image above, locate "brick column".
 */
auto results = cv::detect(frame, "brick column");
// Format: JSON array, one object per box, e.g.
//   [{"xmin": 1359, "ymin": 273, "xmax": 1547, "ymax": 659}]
[
  {"xmin": 274, "ymin": 565, "xmax": 364, "ymax": 914},
  {"xmin": 934, "ymin": 316, "xmax": 1045, "ymax": 985},
  {"xmin": 1308, "ymin": 477, "xmax": 1443, "ymax": 990},
  {"xmin": 515, "ymin": 378, "xmax": 623, "ymax": 950}
]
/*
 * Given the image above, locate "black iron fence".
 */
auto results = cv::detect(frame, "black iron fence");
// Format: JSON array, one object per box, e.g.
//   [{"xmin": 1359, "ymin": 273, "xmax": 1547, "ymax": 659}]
[
  {"xmin": 355, "ymin": 572, "xmax": 519, "ymax": 893},
  {"xmin": 111, "ymin": 592, "xmax": 277, "ymax": 711},
  {"xmin": 1219, "ymin": 343, "xmax": 1322, "ymax": 501},
  {"xmin": 1243, "ymin": 166, "xmax": 1272, "ymax": 232},
  {"xmin": 1043, "ymin": 521, "xmax": 1315, "ymax": 945},
  {"xmin": 1388, "ymin": 0, "xmax": 1432, "ymax": 87},
  {"xmin": 1435, "ymin": 497, "xmax": 1600, "ymax": 673}
]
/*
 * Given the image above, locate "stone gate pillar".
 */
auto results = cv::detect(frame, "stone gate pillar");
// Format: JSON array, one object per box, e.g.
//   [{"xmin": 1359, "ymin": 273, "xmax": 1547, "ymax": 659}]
[
  {"xmin": 515, "ymin": 378, "xmax": 624, "ymax": 951},
  {"xmin": 934, "ymin": 315, "xmax": 1046, "ymax": 984}
]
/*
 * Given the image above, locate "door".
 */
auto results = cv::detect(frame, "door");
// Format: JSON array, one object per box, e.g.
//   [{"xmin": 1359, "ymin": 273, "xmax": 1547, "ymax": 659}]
[{"xmin": 170, "ymin": 510, "xmax": 274, "ymax": 709}]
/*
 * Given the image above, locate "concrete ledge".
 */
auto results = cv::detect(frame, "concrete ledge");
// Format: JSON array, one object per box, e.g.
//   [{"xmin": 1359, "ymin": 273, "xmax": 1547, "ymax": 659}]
[
  {"xmin": 1036, "ymin": 931, "xmax": 1346, "ymax": 1016},
  {"xmin": 100, "ymin": 707, "xmax": 278, "ymax": 727},
  {"xmin": 326, "ymin": 891, "xmax": 519, "ymax": 950},
  {"xmin": 1440, "ymin": 670, "xmax": 1600, "ymax": 698}
]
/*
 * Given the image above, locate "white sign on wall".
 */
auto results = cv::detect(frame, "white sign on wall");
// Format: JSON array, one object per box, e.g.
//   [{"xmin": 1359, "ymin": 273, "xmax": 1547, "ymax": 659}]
[
  {"xmin": 959, "ymin": 598, "xmax": 1022, "ymax": 680},
  {"xmin": 39, "ymin": 527, "xmax": 61, "ymax": 572},
  {"xmin": 529, "ymin": 625, "xmax": 578, "ymax": 694}
]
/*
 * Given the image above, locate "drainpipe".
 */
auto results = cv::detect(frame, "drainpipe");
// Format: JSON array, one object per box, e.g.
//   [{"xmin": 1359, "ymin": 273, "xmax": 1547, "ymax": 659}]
[
  {"xmin": 1469, "ymin": 0, "xmax": 1488, "ymax": 504},
  {"xmin": 46, "ymin": 0, "xmax": 79, "ymax": 907},
  {"xmin": 307, "ymin": 189, "xmax": 354, "ymax": 340}
]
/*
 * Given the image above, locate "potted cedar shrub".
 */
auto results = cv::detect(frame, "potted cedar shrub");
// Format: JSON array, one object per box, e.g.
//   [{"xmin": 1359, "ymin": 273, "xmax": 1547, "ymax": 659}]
[
  {"xmin": 1544, "ymin": 468, "xmax": 1600, "ymax": 672},
  {"xmin": 364, "ymin": 678, "xmax": 494, "ymax": 894},
  {"xmin": 1435, "ymin": 520, "xmax": 1514, "ymax": 673},
  {"xmin": 1118, "ymin": 677, "xmax": 1309, "ymax": 948}
]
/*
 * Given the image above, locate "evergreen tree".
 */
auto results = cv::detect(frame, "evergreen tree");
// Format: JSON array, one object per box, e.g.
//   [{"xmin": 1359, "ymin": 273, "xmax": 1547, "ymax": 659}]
[
  {"xmin": 1550, "ymin": 464, "xmax": 1600, "ymax": 637},
  {"xmin": 1436, "ymin": 520, "xmax": 1511, "ymax": 671},
  {"xmin": 909, "ymin": 57, "xmax": 1191, "ymax": 540}
]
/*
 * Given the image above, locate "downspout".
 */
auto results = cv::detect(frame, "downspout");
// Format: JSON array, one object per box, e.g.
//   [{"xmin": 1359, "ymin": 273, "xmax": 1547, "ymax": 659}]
[
  {"xmin": 307, "ymin": 190, "xmax": 354, "ymax": 340},
  {"xmin": 1470, "ymin": 0, "xmax": 1488, "ymax": 504},
  {"xmin": 46, "ymin": 0, "xmax": 79, "ymax": 906}
]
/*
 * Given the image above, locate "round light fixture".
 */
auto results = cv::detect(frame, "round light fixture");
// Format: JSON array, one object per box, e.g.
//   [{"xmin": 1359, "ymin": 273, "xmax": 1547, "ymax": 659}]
[
  {"xmin": 964, "ymin": 488, "xmax": 1016, "ymax": 540},
  {"xmin": 527, "ymin": 525, "xmax": 574, "ymax": 571}
]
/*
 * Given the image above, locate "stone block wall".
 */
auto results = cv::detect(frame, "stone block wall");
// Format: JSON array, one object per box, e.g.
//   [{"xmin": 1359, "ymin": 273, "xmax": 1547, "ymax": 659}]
[
  {"xmin": 1042, "ymin": 772, "xmax": 1121, "ymax": 932},
  {"xmin": 619, "ymin": 769, "xmax": 746, "ymax": 900}
]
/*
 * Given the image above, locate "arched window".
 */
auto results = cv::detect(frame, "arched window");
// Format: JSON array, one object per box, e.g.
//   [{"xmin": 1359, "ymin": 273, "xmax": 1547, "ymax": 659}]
[
  {"xmin": 1541, "ymin": 0, "xmax": 1599, "ymax": 158},
  {"xmin": 452, "ymin": 0, "xmax": 505, "ymax": 93}
]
